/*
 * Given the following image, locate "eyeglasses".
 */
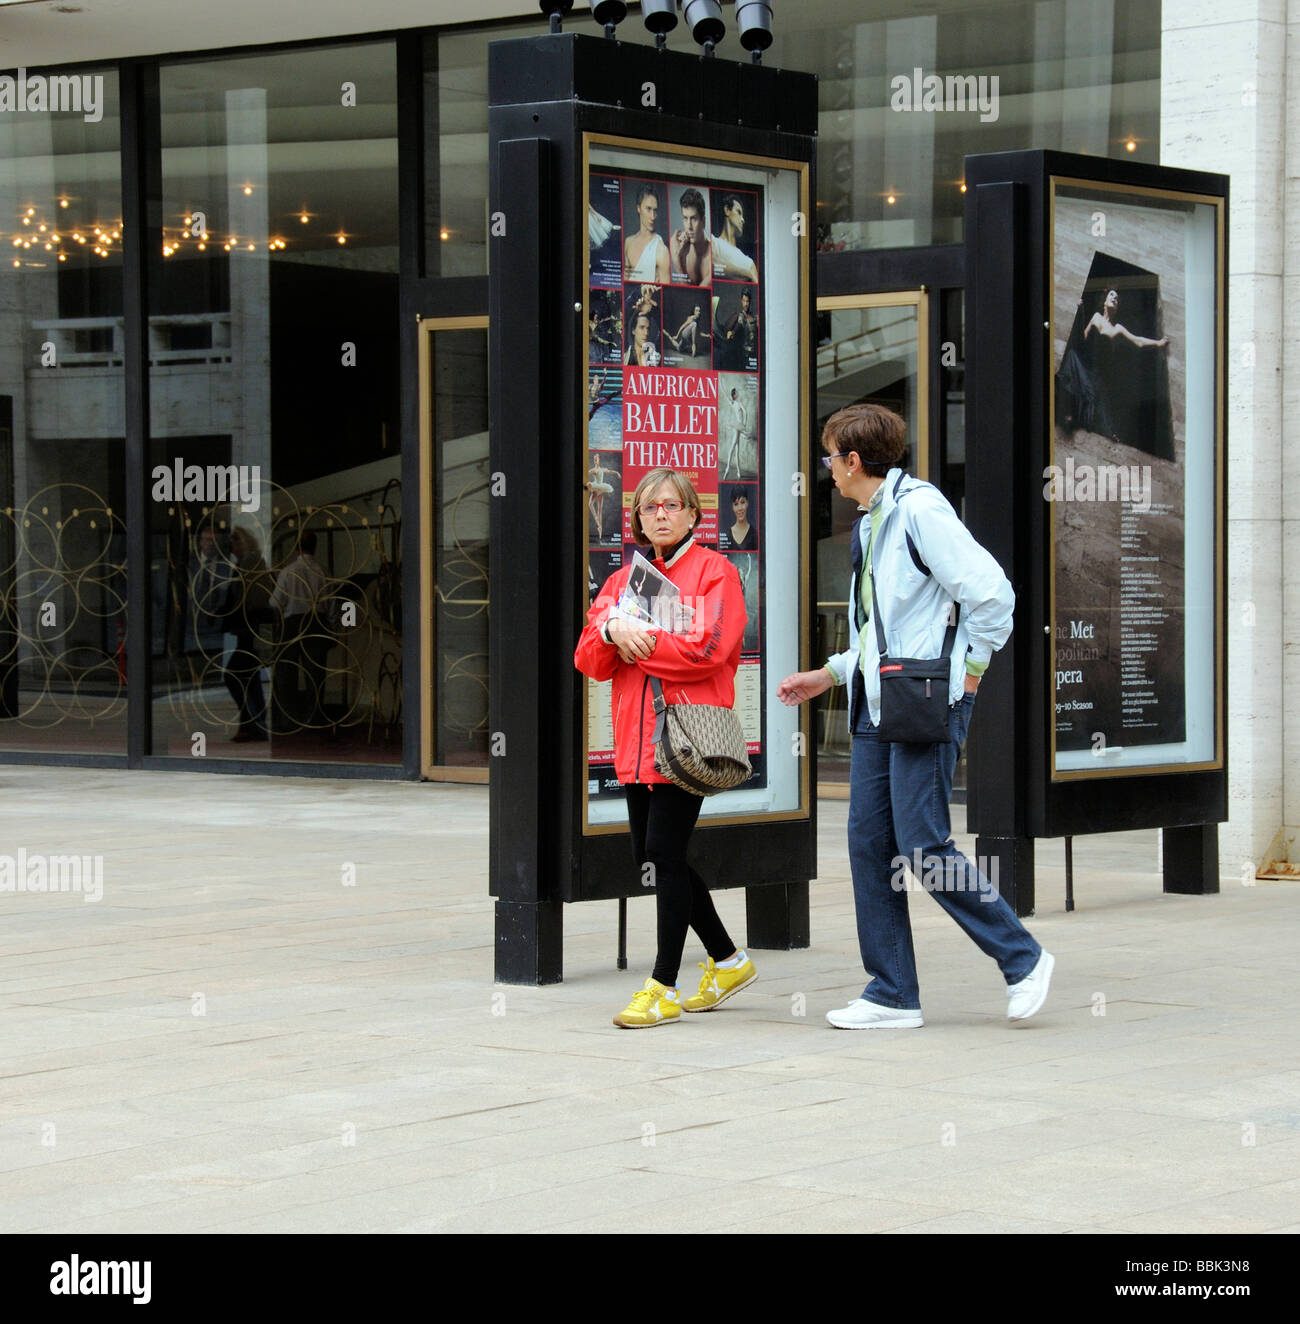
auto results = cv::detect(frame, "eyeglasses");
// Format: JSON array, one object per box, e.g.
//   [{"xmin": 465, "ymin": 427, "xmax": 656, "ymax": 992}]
[
  {"xmin": 638, "ymin": 499, "xmax": 685, "ymax": 516},
  {"xmin": 821, "ymin": 452, "xmax": 852, "ymax": 470}
]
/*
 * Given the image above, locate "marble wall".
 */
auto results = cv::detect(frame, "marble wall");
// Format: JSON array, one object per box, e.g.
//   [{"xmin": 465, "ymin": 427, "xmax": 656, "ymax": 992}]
[{"xmin": 1161, "ymin": 0, "xmax": 1291, "ymax": 873}]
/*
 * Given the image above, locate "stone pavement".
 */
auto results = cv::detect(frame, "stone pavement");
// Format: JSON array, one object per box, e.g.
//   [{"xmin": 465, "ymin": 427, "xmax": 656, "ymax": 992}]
[{"xmin": 0, "ymin": 767, "xmax": 1297, "ymax": 1234}]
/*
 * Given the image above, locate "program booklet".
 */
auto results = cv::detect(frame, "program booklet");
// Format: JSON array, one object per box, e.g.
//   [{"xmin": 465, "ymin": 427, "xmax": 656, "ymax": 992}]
[{"xmin": 609, "ymin": 551, "xmax": 696, "ymax": 634}]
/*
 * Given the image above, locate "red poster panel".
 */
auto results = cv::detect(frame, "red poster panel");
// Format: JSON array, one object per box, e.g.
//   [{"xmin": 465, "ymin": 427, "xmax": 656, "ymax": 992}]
[{"xmin": 621, "ymin": 367, "xmax": 720, "ymax": 545}]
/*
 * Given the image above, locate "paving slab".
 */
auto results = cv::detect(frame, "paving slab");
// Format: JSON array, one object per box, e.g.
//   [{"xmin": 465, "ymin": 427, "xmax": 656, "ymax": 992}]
[{"xmin": 1, "ymin": 766, "xmax": 1297, "ymax": 1234}]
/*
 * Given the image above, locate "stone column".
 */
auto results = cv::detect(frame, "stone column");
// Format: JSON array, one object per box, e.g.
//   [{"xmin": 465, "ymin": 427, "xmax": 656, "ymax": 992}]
[
  {"xmin": 225, "ymin": 87, "xmax": 272, "ymax": 551},
  {"xmin": 1161, "ymin": 1, "xmax": 1288, "ymax": 876}
]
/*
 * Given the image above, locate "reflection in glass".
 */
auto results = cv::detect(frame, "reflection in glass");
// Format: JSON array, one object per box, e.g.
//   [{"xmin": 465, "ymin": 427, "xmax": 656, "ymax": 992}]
[
  {"xmin": 152, "ymin": 44, "xmax": 400, "ymax": 763},
  {"xmin": 0, "ymin": 70, "xmax": 126, "ymax": 753},
  {"xmin": 425, "ymin": 21, "xmax": 535, "ymax": 277},
  {"xmin": 814, "ymin": 301, "xmax": 921, "ymax": 784},
  {"xmin": 742, "ymin": 0, "xmax": 1160, "ymax": 251},
  {"xmin": 429, "ymin": 328, "xmax": 489, "ymax": 769}
]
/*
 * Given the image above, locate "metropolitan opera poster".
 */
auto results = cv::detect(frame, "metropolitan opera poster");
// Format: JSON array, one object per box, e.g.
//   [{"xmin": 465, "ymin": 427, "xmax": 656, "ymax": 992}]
[
  {"xmin": 1049, "ymin": 180, "xmax": 1221, "ymax": 777},
  {"xmin": 585, "ymin": 157, "xmax": 766, "ymax": 804}
]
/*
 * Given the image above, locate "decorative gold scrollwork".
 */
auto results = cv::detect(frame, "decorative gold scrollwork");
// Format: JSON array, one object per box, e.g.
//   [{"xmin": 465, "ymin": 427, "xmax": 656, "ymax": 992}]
[{"xmin": 0, "ymin": 484, "xmax": 127, "ymax": 729}]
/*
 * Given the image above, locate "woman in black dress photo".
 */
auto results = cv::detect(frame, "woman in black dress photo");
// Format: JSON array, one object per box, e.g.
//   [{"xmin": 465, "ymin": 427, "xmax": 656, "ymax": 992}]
[{"xmin": 1056, "ymin": 286, "xmax": 1172, "ymax": 452}]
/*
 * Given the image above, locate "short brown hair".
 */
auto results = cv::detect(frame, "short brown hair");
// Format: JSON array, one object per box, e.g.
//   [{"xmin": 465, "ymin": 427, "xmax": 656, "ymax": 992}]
[
  {"xmin": 629, "ymin": 468, "xmax": 702, "ymax": 546},
  {"xmin": 822, "ymin": 403, "xmax": 907, "ymax": 477}
]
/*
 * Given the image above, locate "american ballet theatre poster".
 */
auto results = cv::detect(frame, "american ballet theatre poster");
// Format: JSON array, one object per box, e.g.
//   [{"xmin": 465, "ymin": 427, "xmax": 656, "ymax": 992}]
[
  {"xmin": 1048, "ymin": 179, "xmax": 1223, "ymax": 779},
  {"xmin": 582, "ymin": 136, "xmax": 809, "ymax": 830}
]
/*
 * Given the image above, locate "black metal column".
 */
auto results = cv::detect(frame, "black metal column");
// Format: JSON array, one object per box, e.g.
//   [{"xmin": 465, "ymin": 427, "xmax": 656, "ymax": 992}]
[
  {"xmin": 120, "ymin": 59, "xmax": 160, "ymax": 766},
  {"xmin": 397, "ymin": 32, "xmax": 426, "ymax": 779},
  {"xmin": 1163, "ymin": 823, "xmax": 1220, "ymax": 895},
  {"xmin": 490, "ymin": 136, "xmax": 563, "ymax": 985},
  {"xmin": 967, "ymin": 179, "xmax": 1036, "ymax": 917},
  {"xmin": 746, "ymin": 882, "xmax": 810, "ymax": 950}
]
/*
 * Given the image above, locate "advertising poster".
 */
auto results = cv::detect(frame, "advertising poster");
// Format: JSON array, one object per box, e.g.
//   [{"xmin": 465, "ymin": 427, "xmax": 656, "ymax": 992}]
[
  {"xmin": 584, "ymin": 151, "xmax": 768, "ymax": 810},
  {"xmin": 1048, "ymin": 180, "xmax": 1222, "ymax": 778}
]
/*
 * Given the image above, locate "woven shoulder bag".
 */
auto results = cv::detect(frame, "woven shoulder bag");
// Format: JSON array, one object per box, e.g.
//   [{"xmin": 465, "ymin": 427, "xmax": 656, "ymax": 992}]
[{"xmin": 649, "ymin": 677, "xmax": 752, "ymax": 796}]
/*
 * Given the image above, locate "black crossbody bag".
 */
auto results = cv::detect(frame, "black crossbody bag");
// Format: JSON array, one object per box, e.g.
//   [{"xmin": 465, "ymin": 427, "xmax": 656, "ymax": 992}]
[
  {"xmin": 869, "ymin": 571, "xmax": 960, "ymax": 744},
  {"xmin": 854, "ymin": 475, "xmax": 960, "ymax": 744}
]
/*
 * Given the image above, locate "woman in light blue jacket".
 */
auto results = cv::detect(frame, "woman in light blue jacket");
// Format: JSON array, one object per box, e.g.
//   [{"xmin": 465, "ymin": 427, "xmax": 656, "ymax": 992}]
[{"xmin": 779, "ymin": 404, "xmax": 1053, "ymax": 1029}]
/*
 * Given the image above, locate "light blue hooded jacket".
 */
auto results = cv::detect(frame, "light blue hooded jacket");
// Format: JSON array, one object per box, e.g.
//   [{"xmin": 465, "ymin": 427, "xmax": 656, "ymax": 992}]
[{"xmin": 826, "ymin": 469, "xmax": 1015, "ymax": 729}]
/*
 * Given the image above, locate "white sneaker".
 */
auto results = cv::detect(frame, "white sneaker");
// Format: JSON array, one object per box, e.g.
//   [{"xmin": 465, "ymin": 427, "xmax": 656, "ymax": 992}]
[
  {"xmin": 1006, "ymin": 950, "xmax": 1054, "ymax": 1021},
  {"xmin": 826, "ymin": 999, "xmax": 924, "ymax": 1029}
]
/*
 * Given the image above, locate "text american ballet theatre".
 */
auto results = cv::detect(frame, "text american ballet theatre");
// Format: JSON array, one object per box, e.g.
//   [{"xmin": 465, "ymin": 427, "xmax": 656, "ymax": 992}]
[{"xmin": 623, "ymin": 368, "xmax": 719, "ymax": 470}]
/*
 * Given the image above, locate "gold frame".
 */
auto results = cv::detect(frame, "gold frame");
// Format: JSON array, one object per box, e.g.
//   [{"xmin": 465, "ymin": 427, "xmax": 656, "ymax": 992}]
[
  {"xmin": 1046, "ymin": 175, "xmax": 1226, "ymax": 781},
  {"xmin": 581, "ymin": 131, "xmax": 812, "ymax": 836},
  {"xmin": 418, "ymin": 313, "xmax": 491, "ymax": 784},
  {"xmin": 814, "ymin": 289, "xmax": 932, "ymax": 800}
]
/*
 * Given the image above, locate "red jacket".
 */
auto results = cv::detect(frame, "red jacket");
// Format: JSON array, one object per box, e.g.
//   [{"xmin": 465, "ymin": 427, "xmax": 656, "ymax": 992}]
[{"xmin": 574, "ymin": 539, "xmax": 746, "ymax": 785}]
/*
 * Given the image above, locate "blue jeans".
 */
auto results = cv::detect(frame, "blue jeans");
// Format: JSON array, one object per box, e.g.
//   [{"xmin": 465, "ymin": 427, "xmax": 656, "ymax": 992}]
[{"xmin": 847, "ymin": 691, "xmax": 1040, "ymax": 1008}]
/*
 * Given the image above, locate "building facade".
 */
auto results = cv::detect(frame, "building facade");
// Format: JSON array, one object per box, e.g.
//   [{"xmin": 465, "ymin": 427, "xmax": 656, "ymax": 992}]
[{"xmin": 1, "ymin": 0, "xmax": 1292, "ymax": 877}]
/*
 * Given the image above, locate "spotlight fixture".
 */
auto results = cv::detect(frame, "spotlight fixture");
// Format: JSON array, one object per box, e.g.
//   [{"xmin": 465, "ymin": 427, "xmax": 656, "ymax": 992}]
[
  {"xmin": 642, "ymin": 0, "xmax": 678, "ymax": 48},
  {"xmin": 736, "ymin": 1, "xmax": 773, "ymax": 60},
  {"xmin": 589, "ymin": 0, "xmax": 626, "ymax": 37},
  {"xmin": 538, "ymin": 0, "xmax": 573, "ymax": 32},
  {"xmin": 683, "ymin": 0, "xmax": 724, "ymax": 49}
]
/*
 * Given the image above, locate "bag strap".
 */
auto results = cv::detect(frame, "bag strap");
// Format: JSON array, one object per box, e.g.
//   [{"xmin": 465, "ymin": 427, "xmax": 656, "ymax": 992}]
[
  {"xmin": 869, "ymin": 568, "xmax": 959, "ymax": 661},
  {"xmin": 650, "ymin": 675, "xmax": 668, "ymax": 742},
  {"xmin": 868, "ymin": 494, "xmax": 960, "ymax": 660}
]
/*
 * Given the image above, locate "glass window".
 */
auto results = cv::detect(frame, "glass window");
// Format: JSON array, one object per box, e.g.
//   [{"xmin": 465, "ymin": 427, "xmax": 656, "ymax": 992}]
[
  {"xmin": 152, "ymin": 43, "xmax": 400, "ymax": 764},
  {"xmin": 425, "ymin": 20, "xmax": 535, "ymax": 277},
  {"xmin": 0, "ymin": 67, "xmax": 126, "ymax": 754},
  {"xmin": 814, "ymin": 296, "xmax": 927, "ymax": 783},
  {"xmin": 753, "ymin": 0, "xmax": 1159, "ymax": 251},
  {"xmin": 425, "ymin": 3, "xmax": 1158, "ymax": 264},
  {"xmin": 421, "ymin": 322, "xmax": 490, "ymax": 775}
]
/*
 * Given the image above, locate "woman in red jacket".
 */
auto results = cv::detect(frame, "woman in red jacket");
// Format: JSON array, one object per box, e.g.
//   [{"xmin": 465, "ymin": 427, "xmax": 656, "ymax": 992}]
[{"xmin": 575, "ymin": 468, "xmax": 758, "ymax": 1028}]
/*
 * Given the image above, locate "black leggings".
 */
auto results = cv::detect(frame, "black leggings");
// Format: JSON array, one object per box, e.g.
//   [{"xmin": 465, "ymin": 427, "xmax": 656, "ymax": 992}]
[{"xmin": 625, "ymin": 782, "xmax": 736, "ymax": 988}]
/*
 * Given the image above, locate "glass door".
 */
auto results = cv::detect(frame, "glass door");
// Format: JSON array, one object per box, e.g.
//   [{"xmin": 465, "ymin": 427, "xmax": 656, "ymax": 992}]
[
  {"xmin": 419, "ymin": 316, "xmax": 490, "ymax": 780},
  {"xmin": 814, "ymin": 291, "xmax": 930, "ymax": 793}
]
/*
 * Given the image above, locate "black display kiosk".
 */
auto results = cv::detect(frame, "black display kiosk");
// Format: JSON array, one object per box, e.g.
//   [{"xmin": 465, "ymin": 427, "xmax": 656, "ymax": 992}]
[
  {"xmin": 964, "ymin": 150, "xmax": 1229, "ymax": 915},
  {"xmin": 487, "ymin": 28, "xmax": 819, "ymax": 983}
]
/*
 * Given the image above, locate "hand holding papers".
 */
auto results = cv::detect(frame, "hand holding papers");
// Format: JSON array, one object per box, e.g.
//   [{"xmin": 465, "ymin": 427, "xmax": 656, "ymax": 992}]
[
  {"xmin": 606, "ymin": 551, "xmax": 696, "ymax": 662},
  {"xmin": 611, "ymin": 551, "xmax": 696, "ymax": 634}
]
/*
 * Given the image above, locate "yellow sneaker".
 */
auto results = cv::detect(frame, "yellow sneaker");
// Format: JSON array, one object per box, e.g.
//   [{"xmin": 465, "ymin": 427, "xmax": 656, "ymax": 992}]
[
  {"xmin": 682, "ymin": 954, "xmax": 757, "ymax": 1012},
  {"xmin": 612, "ymin": 978, "xmax": 681, "ymax": 1028}
]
